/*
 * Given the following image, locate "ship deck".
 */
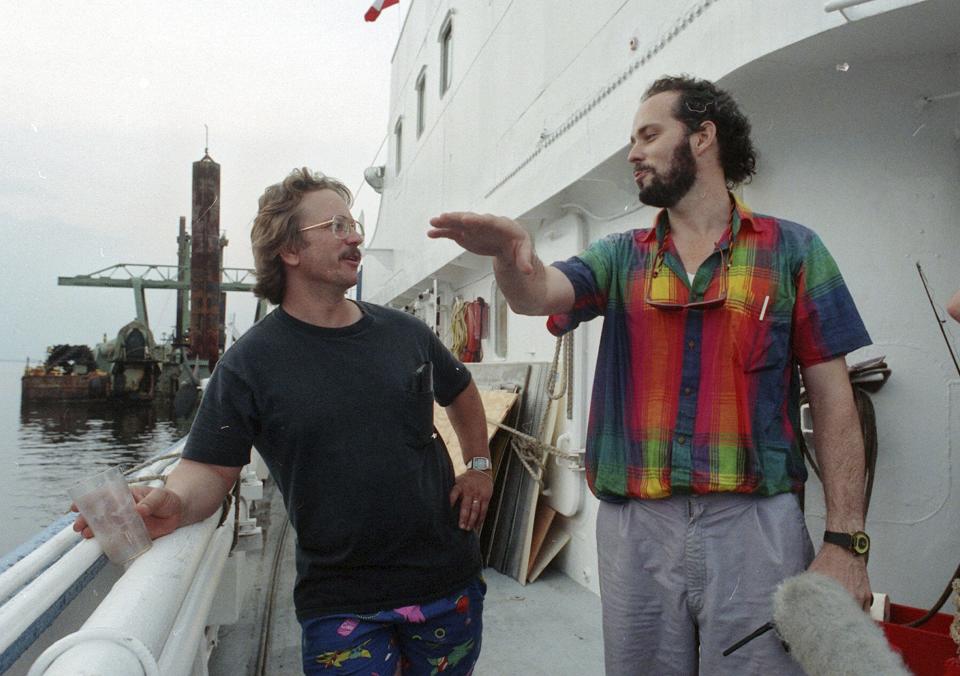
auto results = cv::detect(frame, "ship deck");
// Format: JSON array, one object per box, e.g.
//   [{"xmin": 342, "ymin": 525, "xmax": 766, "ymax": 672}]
[{"xmin": 210, "ymin": 479, "xmax": 603, "ymax": 675}]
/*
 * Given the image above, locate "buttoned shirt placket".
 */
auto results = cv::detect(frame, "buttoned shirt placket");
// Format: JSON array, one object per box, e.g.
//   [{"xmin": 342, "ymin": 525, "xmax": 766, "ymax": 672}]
[{"xmin": 654, "ymin": 216, "xmax": 736, "ymax": 490}]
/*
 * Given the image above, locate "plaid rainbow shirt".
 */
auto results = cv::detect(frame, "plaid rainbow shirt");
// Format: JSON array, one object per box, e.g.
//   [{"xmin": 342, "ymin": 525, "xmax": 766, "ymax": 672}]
[{"xmin": 547, "ymin": 197, "xmax": 871, "ymax": 501}]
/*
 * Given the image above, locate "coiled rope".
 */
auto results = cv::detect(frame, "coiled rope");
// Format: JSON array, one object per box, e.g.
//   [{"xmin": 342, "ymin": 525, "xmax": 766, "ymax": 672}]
[
  {"xmin": 492, "ymin": 333, "xmax": 577, "ymax": 483},
  {"xmin": 486, "ymin": 419, "xmax": 582, "ymax": 484},
  {"xmin": 450, "ymin": 298, "xmax": 468, "ymax": 358},
  {"xmin": 545, "ymin": 333, "xmax": 574, "ymax": 420}
]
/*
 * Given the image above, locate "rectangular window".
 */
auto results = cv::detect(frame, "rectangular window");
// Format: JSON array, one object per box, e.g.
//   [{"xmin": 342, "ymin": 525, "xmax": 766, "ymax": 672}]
[
  {"xmin": 439, "ymin": 16, "xmax": 453, "ymax": 97},
  {"xmin": 394, "ymin": 117, "xmax": 403, "ymax": 174},
  {"xmin": 415, "ymin": 68, "xmax": 426, "ymax": 138}
]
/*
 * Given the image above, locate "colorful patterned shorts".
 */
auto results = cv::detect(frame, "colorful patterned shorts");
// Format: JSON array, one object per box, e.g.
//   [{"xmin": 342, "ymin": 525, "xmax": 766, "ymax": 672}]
[{"xmin": 300, "ymin": 577, "xmax": 486, "ymax": 675}]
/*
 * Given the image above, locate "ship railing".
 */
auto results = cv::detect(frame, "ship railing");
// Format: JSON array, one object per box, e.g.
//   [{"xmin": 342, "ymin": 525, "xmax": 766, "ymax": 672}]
[{"xmin": 0, "ymin": 440, "xmax": 265, "ymax": 676}]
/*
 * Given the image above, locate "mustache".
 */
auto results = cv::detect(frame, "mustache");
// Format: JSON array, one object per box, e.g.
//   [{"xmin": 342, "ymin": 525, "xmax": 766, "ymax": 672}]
[{"xmin": 340, "ymin": 247, "xmax": 362, "ymax": 260}]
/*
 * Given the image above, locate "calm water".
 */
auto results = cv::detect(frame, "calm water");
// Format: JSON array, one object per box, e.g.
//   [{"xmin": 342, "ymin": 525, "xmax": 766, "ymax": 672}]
[{"xmin": 0, "ymin": 360, "xmax": 190, "ymax": 558}]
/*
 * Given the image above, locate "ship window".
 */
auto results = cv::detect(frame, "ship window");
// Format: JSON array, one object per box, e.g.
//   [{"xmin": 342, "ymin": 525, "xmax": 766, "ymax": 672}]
[
  {"xmin": 415, "ymin": 67, "xmax": 426, "ymax": 138},
  {"xmin": 493, "ymin": 281, "xmax": 508, "ymax": 359},
  {"xmin": 439, "ymin": 12, "xmax": 453, "ymax": 97},
  {"xmin": 394, "ymin": 116, "xmax": 403, "ymax": 174}
]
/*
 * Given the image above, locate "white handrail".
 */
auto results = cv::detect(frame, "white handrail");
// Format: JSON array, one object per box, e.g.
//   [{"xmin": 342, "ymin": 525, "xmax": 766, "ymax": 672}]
[
  {"xmin": 0, "ymin": 538, "xmax": 104, "ymax": 664},
  {"xmin": 28, "ymin": 629, "xmax": 159, "ymax": 676},
  {"xmin": 0, "ymin": 526, "xmax": 81, "ymax": 605},
  {"xmin": 0, "ymin": 450, "xmax": 180, "ymax": 670},
  {"xmin": 2, "ymin": 445, "xmax": 258, "ymax": 675},
  {"xmin": 33, "ymin": 512, "xmax": 222, "ymax": 675},
  {"xmin": 157, "ymin": 515, "xmax": 235, "ymax": 675}
]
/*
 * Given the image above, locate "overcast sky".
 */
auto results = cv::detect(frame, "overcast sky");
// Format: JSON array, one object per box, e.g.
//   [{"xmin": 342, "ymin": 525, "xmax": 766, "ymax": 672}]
[{"xmin": 0, "ymin": 1, "xmax": 408, "ymax": 361}]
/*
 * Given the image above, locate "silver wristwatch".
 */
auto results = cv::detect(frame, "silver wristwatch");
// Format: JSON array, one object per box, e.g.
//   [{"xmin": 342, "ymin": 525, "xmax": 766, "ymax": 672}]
[{"xmin": 466, "ymin": 457, "xmax": 492, "ymax": 471}]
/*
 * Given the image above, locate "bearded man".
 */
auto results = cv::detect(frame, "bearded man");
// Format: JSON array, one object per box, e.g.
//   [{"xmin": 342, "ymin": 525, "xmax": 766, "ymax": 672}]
[{"xmin": 429, "ymin": 76, "xmax": 872, "ymax": 675}]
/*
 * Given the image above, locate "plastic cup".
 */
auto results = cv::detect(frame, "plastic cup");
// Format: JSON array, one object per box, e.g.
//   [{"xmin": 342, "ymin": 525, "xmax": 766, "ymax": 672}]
[{"xmin": 68, "ymin": 466, "xmax": 152, "ymax": 565}]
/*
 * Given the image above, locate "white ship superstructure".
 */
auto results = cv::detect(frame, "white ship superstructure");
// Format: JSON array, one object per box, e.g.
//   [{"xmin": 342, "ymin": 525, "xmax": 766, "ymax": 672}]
[
  {"xmin": 363, "ymin": 0, "xmax": 960, "ymax": 609},
  {"xmin": 3, "ymin": 2, "xmax": 959, "ymax": 673}
]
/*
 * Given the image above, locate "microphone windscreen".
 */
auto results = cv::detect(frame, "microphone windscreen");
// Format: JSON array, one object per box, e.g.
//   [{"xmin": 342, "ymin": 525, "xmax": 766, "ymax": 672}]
[{"xmin": 772, "ymin": 572, "xmax": 909, "ymax": 676}]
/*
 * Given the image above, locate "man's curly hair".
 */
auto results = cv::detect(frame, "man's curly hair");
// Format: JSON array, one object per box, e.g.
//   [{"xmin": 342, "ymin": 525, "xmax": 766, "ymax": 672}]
[
  {"xmin": 250, "ymin": 167, "xmax": 352, "ymax": 305},
  {"xmin": 643, "ymin": 75, "xmax": 757, "ymax": 188}
]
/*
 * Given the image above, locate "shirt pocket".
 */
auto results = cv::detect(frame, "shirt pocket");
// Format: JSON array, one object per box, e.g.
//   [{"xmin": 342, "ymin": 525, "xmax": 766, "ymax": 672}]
[
  {"xmin": 734, "ymin": 297, "xmax": 792, "ymax": 373},
  {"xmin": 403, "ymin": 389, "xmax": 436, "ymax": 448}
]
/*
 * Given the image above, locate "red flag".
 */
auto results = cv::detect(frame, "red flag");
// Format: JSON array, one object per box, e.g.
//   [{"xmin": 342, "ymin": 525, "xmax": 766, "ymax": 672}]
[{"xmin": 365, "ymin": 0, "xmax": 398, "ymax": 22}]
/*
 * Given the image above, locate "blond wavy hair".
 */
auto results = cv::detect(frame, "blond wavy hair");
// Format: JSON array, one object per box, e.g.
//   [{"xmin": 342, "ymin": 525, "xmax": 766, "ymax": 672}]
[{"xmin": 251, "ymin": 167, "xmax": 353, "ymax": 304}]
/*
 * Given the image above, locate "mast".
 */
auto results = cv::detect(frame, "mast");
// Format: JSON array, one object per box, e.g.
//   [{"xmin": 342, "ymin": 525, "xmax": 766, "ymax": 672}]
[{"xmin": 189, "ymin": 130, "xmax": 222, "ymax": 370}]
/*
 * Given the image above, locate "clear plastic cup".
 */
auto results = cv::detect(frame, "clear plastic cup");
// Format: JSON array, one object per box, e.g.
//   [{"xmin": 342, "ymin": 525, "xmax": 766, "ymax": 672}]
[{"xmin": 68, "ymin": 466, "xmax": 152, "ymax": 565}]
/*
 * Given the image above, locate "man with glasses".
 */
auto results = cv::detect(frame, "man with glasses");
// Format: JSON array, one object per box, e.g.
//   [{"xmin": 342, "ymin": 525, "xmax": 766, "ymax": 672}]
[
  {"xmin": 77, "ymin": 168, "xmax": 492, "ymax": 675},
  {"xmin": 430, "ymin": 76, "xmax": 872, "ymax": 674}
]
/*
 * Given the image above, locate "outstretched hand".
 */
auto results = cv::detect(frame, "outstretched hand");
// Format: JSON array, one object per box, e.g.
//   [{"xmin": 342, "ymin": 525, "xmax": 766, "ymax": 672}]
[
  {"xmin": 72, "ymin": 485, "xmax": 183, "ymax": 542},
  {"xmin": 428, "ymin": 212, "xmax": 535, "ymax": 274}
]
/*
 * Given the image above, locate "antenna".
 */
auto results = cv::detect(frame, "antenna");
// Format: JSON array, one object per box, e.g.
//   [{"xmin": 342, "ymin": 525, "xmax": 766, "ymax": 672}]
[
  {"xmin": 204, "ymin": 124, "xmax": 209, "ymax": 155},
  {"xmin": 916, "ymin": 262, "xmax": 960, "ymax": 378}
]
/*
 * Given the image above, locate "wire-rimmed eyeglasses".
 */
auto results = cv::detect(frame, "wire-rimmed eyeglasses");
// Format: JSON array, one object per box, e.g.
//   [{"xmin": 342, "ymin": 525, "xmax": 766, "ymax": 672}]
[
  {"xmin": 299, "ymin": 215, "xmax": 365, "ymax": 241},
  {"xmin": 645, "ymin": 233, "xmax": 732, "ymax": 310}
]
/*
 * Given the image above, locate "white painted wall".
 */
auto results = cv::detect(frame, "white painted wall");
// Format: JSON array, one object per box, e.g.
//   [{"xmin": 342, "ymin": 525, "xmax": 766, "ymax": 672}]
[
  {"xmin": 729, "ymin": 45, "xmax": 960, "ymax": 608},
  {"xmin": 538, "ymin": 14, "xmax": 960, "ymax": 605},
  {"xmin": 369, "ymin": 0, "xmax": 960, "ymax": 607},
  {"xmin": 365, "ymin": 0, "xmax": 850, "ymax": 303}
]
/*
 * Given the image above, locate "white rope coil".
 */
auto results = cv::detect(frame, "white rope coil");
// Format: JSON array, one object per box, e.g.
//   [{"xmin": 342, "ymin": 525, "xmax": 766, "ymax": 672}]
[
  {"xmin": 450, "ymin": 297, "xmax": 468, "ymax": 358},
  {"xmin": 490, "ymin": 332, "xmax": 579, "ymax": 482}
]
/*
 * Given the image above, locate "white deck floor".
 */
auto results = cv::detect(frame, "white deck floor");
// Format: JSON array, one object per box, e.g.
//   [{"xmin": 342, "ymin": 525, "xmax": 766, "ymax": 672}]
[
  {"xmin": 477, "ymin": 568, "xmax": 604, "ymax": 675},
  {"xmin": 209, "ymin": 480, "xmax": 604, "ymax": 675}
]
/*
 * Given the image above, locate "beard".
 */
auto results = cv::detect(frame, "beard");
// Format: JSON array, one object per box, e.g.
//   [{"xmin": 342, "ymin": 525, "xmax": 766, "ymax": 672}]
[{"xmin": 637, "ymin": 136, "xmax": 697, "ymax": 208}]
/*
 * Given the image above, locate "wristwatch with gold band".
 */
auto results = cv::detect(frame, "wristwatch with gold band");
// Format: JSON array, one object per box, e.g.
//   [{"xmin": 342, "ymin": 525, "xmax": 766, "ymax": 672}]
[{"xmin": 823, "ymin": 530, "xmax": 870, "ymax": 556}]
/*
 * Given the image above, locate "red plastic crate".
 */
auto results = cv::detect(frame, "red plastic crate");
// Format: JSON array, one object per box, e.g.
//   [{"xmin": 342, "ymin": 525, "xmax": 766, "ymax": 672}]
[{"xmin": 881, "ymin": 604, "xmax": 958, "ymax": 676}]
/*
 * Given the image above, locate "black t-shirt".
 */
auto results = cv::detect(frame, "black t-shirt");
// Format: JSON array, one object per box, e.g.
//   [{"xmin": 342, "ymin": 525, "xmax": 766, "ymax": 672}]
[{"xmin": 183, "ymin": 302, "xmax": 481, "ymax": 619}]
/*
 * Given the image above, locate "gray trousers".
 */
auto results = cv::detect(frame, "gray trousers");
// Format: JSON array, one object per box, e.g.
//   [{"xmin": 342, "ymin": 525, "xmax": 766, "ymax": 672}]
[{"xmin": 596, "ymin": 492, "xmax": 814, "ymax": 676}]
